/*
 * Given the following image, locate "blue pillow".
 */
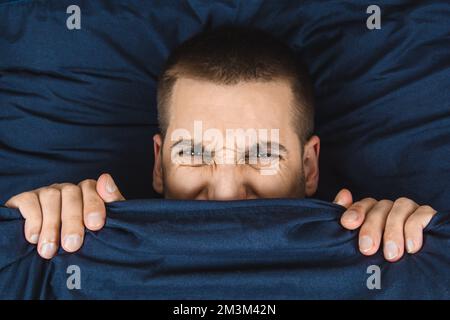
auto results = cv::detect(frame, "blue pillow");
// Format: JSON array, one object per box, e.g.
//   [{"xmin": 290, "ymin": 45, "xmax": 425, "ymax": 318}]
[
  {"xmin": 0, "ymin": 0, "xmax": 449, "ymax": 210},
  {"xmin": 0, "ymin": 199, "xmax": 449, "ymax": 299}
]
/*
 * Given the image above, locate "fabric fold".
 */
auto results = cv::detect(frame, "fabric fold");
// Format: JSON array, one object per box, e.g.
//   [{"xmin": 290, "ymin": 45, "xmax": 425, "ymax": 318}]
[{"xmin": 0, "ymin": 199, "xmax": 448, "ymax": 299}]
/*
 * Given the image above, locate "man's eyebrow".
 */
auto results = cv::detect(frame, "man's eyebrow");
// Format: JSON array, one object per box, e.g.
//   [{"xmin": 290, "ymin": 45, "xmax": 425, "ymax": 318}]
[
  {"xmin": 250, "ymin": 141, "xmax": 288, "ymax": 154},
  {"xmin": 170, "ymin": 139, "xmax": 194, "ymax": 149}
]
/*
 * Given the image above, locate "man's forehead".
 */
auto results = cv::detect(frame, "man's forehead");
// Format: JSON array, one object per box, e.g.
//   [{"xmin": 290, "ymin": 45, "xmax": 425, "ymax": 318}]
[{"xmin": 168, "ymin": 77, "xmax": 294, "ymax": 131}]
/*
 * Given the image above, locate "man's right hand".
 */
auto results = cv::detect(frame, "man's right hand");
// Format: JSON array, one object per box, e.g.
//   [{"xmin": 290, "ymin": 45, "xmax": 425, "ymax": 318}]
[{"xmin": 4, "ymin": 173, "xmax": 125, "ymax": 259}]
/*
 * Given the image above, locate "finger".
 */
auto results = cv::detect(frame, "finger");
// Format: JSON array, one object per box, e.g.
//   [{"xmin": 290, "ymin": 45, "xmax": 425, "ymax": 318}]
[
  {"xmin": 60, "ymin": 184, "xmax": 84, "ymax": 253},
  {"xmin": 340, "ymin": 197, "xmax": 377, "ymax": 230},
  {"xmin": 96, "ymin": 173, "xmax": 126, "ymax": 203},
  {"xmin": 358, "ymin": 200, "xmax": 393, "ymax": 255},
  {"xmin": 383, "ymin": 197, "xmax": 419, "ymax": 262},
  {"xmin": 37, "ymin": 187, "xmax": 61, "ymax": 259},
  {"xmin": 5, "ymin": 192, "xmax": 43, "ymax": 244},
  {"xmin": 333, "ymin": 188, "xmax": 353, "ymax": 208},
  {"xmin": 404, "ymin": 205, "xmax": 437, "ymax": 254},
  {"xmin": 79, "ymin": 179, "xmax": 106, "ymax": 231}
]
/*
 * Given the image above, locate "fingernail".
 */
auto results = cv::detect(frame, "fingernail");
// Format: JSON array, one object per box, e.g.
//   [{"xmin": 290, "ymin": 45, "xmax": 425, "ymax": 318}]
[
  {"xmin": 106, "ymin": 176, "xmax": 117, "ymax": 193},
  {"xmin": 359, "ymin": 235, "xmax": 373, "ymax": 252},
  {"xmin": 30, "ymin": 234, "xmax": 39, "ymax": 244},
  {"xmin": 40, "ymin": 242, "xmax": 57, "ymax": 259},
  {"xmin": 344, "ymin": 210, "xmax": 358, "ymax": 222},
  {"xmin": 385, "ymin": 240, "xmax": 399, "ymax": 260},
  {"xmin": 87, "ymin": 212, "xmax": 104, "ymax": 229},
  {"xmin": 63, "ymin": 234, "xmax": 81, "ymax": 252},
  {"xmin": 406, "ymin": 238, "xmax": 415, "ymax": 253}
]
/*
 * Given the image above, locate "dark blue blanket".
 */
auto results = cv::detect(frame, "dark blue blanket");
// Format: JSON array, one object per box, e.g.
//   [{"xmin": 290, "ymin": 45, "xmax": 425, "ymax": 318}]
[{"xmin": 0, "ymin": 199, "xmax": 449, "ymax": 299}]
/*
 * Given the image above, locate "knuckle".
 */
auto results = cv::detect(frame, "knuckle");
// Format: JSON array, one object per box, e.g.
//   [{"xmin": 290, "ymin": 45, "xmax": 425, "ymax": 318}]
[
  {"xmin": 364, "ymin": 197, "xmax": 377, "ymax": 204},
  {"xmin": 395, "ymin": 197, "xmax": 411, "ymax": 206},
  {"xmin": 383, "ymin": 227, "xmax": 400, "ymax": 241},
  {"xmin": 60, "ymin": 184, "xmax": 80, "ymax": 196},
  {"xmin": 382, "ymin": 232, "xmax": 395, "ymax": 242},
  {"xmin": 24, "ymin": 211, "xmax": 42, "ymax": 223},
  {"xmin": 19, "ymin": 192, "xmax": 38, "ymax": 204},
  {"xmin": 378, "ymin": 199, "xmax": 393, "ymax": 207},
  {"xmin": 84, "ymin": 194, "xmax": 104, "ymax": 208},
  {"xmin": 26, "ymin": 225, "xmax": 42, "ymax": 234},
  {"xmin": 360, "ymin": 217, "xmax": 382, "ymax": 235},
  {"xmin": 383, "ymin": 219, "xmax": 400, "ymax": 233},
  {"xmin": 24, "ymin": 222, "xmax": 42, "ymax": 237},
  {"xmin": 359, "ymin": 224, "xmax": 374, "ymax": 236},
  {"xmin": 349, "ymin": 203, "xmax": 365, "ymax": 214},
  {"xmin": 394, "ymin": 197, "xmax": 416, "ymax": 208},
  {"xmin": 62, "ymin": 211, "xmax": 83, "ymax": 222},
  {"xmin": 419, "ymin": 205, "xmax": 435, "ymax": 213},
  {"xmin": 79, "ymin": 179, "xmax": 97, "ymax": 188},
  {"xmin": 404, "ymin": 218, "xmax": 419, "ymax": 232},
  {"xmin": 39, "ymin": 187, "xmax": 60, "ymax": 199},
  {"xmin": 42, "ymin": 221, "xmax": 60, "ymax": 232},
  {"xmin": 63, "ymin": 219, "xmax": 84, "ymax": 229}
]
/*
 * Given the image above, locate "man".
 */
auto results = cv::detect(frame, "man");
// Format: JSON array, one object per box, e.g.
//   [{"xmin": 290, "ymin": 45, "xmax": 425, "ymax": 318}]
[{"xmin": 5, "ymin": 26, "xmax": 437, "ymax": 262}]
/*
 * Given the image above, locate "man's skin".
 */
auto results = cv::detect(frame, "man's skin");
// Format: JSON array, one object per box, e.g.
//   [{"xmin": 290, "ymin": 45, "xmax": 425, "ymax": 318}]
[{"xmin": 5, "ymin": 78, "xmax": 437, "ymax": 261}]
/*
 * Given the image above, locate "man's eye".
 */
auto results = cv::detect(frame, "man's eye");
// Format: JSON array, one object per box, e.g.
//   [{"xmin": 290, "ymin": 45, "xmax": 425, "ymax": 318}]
[
  {"xmin": 246, "ymin": 151, "xmax": 270, "ymax": 159},
  {"xmin": 177, "ymin": 150, "xmax": 187, "ymax": 157},
  {"xmin": 244, "ymin": 150, "xmax": 280, "ymax": 165},
  {"xmin": 257, "ymin": 152, "xmax": 272, "ymax": 158},
  {"xmin": 177, "ymin": 149, "xmax": 202, "ymax": 157},
  {"xmin": 190, "ymin": 150, "xmax": 202, "ymax": 157},
  {"xmin": 175, "ymin": 147, "xmax": 212, "ymax": 166}
]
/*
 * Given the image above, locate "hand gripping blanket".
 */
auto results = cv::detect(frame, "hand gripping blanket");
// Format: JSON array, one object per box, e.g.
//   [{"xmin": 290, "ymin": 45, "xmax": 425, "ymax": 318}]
[{"xmin": 0, "ymin": 199, "xmax": 449, "ymax": 299}]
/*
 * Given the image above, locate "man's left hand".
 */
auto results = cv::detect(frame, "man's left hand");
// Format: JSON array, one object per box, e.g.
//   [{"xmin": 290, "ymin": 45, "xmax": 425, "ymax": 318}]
[{"xmin": 333, "ymin": 189, "xmax": 437, "ymax": 262}]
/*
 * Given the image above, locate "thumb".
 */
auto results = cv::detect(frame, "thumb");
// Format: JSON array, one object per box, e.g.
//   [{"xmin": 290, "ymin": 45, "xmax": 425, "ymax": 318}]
[
  {"xmin": 96, "ymin": 173, "xmax": 126, "ymax": 203},
  {"xmin": 333, "ymin": 188, "xmax": 353, "ymax": 209}
]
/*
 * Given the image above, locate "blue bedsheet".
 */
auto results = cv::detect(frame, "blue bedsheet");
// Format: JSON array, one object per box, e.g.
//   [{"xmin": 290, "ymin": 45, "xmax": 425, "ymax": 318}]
[{"xmin": 0, "ymin": 199, "xmax": 449, "ymax": 299}]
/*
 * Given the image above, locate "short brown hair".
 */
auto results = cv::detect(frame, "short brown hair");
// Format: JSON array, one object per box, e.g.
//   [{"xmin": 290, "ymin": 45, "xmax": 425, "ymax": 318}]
[{"xmin": 157, "ymin": 25, "xmax": 314, "ymax": 145}]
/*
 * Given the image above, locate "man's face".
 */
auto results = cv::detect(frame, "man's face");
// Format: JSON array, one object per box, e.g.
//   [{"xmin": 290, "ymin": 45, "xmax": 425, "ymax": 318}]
[{"xmin": 152, "ymin": 77, "xmax": 320, "ymax": 200}]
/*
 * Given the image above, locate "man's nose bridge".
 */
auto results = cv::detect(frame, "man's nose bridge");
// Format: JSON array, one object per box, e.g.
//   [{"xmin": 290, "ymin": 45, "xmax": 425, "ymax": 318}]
[
  {"xmin": 213, "ymin": 145, "xmax": 242, "ymax": 165},
  {"xmin": 209, "ymin": 165, "xmax": 245, "ymax": 199}
]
